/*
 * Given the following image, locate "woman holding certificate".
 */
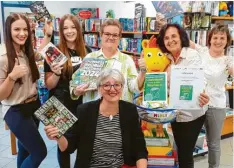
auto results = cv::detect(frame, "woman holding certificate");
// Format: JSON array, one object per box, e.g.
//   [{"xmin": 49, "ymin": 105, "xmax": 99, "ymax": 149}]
[
  {"xmin": 190, "ymin": 25, "xmax": 233, "ymax": 168},
  {"xmin": 42, "ymin": 14, "xmax": 92, "ymax": 168},
  {"xmin": 156, "ymin": 23, "xmax": 209, "ymax": 168},
  {"xmin": 45, "ymin": 69, "xmax": 148, "ymax": 168}
]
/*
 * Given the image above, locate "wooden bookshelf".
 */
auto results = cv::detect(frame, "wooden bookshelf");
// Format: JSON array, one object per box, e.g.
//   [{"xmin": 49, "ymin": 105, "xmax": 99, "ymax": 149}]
[
  {"xmin": 88, "ymin": 45, "xmax": 100, "ymax": 49},
  {"xmin": 83, "ymin": 31, "xmax": 99, "ymax": 34},
  {"xmin": 144, "ymin": 32, "xmax": 159, "ymax": 35},
  {"xmin": 121, "ymin": 50, "xmax": 141, "ymax": 55},
  {"xmin": 84, "ymin": 31, "xmax": 159, "ymax": 35},
  {"xmin": 211, "ymin": 16, "xmax": 234, "ymax": 21}
]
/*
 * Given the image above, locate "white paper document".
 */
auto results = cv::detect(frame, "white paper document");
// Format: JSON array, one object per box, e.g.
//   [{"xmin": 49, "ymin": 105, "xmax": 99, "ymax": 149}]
[{"xmin": 169, "ymin": 66, "xmax": 204, "ymax": 109}]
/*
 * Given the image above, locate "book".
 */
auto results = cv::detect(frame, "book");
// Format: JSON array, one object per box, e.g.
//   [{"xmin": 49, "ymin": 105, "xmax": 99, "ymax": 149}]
[
  {"xmin": 39, "ymin": 42, "xmax": 68, "ymax": 66},
  {"xmin": 70, "ymin": 58, "xmax": 106, "ymax": 89},
  {"xmin": 71, "ymin": 8, "xmax": 99, "ymax": 31},
  {"xmin": 29, "ymin": 1, "xmax": 52, "ymax": 21},
  {"xmin": 34, "ymin": 96, "xmax": 78, "ymax": 138}
]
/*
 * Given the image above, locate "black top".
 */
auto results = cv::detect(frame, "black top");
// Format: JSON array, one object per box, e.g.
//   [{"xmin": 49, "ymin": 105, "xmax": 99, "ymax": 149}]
[
  {"xmin": 44, "ymin": 46, "xmax": 92, "ymax": 113},
  {"xmin": 65, "ymin": 99, "xmax": 148, "ymax": 168}
]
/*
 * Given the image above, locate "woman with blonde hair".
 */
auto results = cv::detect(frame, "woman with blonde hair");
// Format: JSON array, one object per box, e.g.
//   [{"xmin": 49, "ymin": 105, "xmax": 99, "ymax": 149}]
[{"xmin": 42, "ymin": 14, "xmax": 91, "ymax": 167}]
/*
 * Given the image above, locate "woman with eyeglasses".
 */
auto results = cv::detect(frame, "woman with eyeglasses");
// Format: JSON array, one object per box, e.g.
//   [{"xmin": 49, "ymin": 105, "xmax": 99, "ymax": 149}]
[
  {"xmin": 70, "ymin": 19, "xmax": 146, "ymax": 103},
  {"xmin": 45, "ymin": 68, "xmax": 148, "ymax": 168}
]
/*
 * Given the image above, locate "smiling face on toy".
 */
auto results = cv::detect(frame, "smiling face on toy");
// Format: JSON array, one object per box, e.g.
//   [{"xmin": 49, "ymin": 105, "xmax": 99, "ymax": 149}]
[{"xmin": 144, "ymin": 48, "xmax": 170, "ymax": 72}]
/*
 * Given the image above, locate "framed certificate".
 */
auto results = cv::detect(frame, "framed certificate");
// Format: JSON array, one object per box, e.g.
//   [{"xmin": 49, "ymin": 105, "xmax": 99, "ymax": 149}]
[
  {"xmin": 169, "ymin": 66, "xmax": 204, "ymax": 109},
  {"xmin": 143, "ymin": 72, "xmax": 167, "ymax": 103}
]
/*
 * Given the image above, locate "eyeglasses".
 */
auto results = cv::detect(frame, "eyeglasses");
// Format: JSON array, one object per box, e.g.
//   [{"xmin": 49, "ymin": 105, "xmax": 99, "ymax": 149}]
[
  {"xmin": 101, "ymin": 83, "xmax": 123, "ymax": 91},
  {"xmin": 103, "ymin": 32, "xmax": 120, "ymax": 39}
]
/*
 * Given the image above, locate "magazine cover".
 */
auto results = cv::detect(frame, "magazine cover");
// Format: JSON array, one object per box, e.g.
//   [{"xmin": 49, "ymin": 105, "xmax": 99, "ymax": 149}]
[
  {"xmin": 70, "ymin": 58, "xmax": 106, "ymax": 89},
  {"xmin": 34, "ymin": 96, "xmax": 78, "ymax": 138},
  {"xmin": 29, "ymin": 1, "xmax": 52, "ymax": 21},
  {"xmin": 40, "ymin": 42, "xmax": 68, "ymax": 66}
]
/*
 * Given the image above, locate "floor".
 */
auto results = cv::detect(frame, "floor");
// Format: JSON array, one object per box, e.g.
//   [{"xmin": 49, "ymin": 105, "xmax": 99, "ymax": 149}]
[{"xmin": 0, "ymin": 107, "xmax": 233, "ymax": 168}]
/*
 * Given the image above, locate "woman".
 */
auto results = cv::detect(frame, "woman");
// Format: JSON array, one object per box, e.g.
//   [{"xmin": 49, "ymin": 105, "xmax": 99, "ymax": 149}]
[
  {"xmin": 71, "ymin": 19, "xmax": 146, "ymax": 103},
  {"xmin": 190, "ymin": 25, "xmax": 233, "ymax": 168},
  {"xmin": 45, "ymin": 68, "xmax": 148, "ymax": 168},
  {"xmin": 156, "ymin": 23, "xmax": 209, "ymax": 168},
  {"xmin": 42, "ymin": 14, "xmax": 92, "ymax": 167},
  {"xmin": 0, "ymin": 14, "xmax": 47, "ymax": 167}
]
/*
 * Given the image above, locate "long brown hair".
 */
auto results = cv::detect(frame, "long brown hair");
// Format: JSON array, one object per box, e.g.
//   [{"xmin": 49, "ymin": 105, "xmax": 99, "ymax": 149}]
[
  {"xmin": 4, "ymin": 13, "xmax": 39, "ymax": 83},
  {"xmin": 59, "ymin": 14, "xmax": 86, "ymax": 79}
]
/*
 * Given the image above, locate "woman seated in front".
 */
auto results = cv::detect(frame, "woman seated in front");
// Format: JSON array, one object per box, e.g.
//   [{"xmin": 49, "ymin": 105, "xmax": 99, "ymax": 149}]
[{"xmin": 44, "ymin": 68, "xmax": 148, "ymax": 168}]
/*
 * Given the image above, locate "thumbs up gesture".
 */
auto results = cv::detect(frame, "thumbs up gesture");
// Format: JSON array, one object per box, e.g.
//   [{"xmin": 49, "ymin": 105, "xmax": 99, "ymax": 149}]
[
  {"xmin": 138, "ymin": 51, "xmax": 146, "ymax": 73},
  {"xmin": 9, "ymin": 58, "xmax": 29, "ymax": 80}
]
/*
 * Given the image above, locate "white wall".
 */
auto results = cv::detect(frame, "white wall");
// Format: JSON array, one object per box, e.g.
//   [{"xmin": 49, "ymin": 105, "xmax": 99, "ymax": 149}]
[
  {"xmin": 0, "ymin": 1, "xmax": 156, "ymax": 43},
  {"xmin": 44, "ymin": 1, "xmax": 156, "ymax": 18}
]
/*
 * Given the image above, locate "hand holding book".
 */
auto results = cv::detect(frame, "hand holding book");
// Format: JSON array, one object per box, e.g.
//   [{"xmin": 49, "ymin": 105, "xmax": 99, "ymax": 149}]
[
  {"xmin": 50, "ymin": 63, "xmax": 63, "ymax": 76},
  {"xmin": 44, "ymin": 125, "xmax": 60, "ymax": 141}
]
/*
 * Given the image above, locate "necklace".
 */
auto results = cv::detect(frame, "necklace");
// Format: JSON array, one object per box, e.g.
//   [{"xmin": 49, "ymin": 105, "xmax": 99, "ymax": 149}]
[{"xmin": 109, "ymin": 115, "xmax": 113, "ymax": 121}]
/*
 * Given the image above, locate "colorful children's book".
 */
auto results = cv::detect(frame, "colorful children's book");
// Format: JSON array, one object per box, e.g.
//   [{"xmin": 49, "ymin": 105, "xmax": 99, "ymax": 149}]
[
  {"xmin": 39, "ymin": 42, "xmax": 68, "ymax": 66},
  {"xmin": 71, "ymin": 8, "xmax": 99, "ymax": 31},
  {"xmin": 34, "ymin": 96, "xmax": 78, "ymax": 138},
  {"xmin": 70, "ymin": 58, "xmax": 106, "ymax": 89}
]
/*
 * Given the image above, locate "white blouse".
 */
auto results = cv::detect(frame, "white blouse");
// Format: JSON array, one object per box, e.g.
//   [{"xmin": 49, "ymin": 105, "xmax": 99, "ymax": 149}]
[{"xmin": 195, "ymin": 44, "xmax": 233, "ymax": 108}]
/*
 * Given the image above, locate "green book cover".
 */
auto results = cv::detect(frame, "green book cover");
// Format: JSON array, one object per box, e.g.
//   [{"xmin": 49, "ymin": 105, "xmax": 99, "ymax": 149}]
[{"xmin": 143, "ymin": 73, "xmax": 167, "ymax": 103}]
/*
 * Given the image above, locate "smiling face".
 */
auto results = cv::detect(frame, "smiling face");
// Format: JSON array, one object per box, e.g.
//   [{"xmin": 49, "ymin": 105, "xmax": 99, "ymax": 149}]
[
  {"xmin": 209, "ymin": 32, "xmax": 227, "ymax": 54},
  {"xmin": 99, "ymin": 78, "xmax": 123, "ymax": 103},
  {"xmin": 11, "ymin": 19, "xmax": 28, "ymax": 47},
  {"xmin": 163, "ymin": 26, "xmax": 182, "ymax": 55},
  {"xmin": 63, "ymin": 19, "xmax": 78, "ymax": 43},
  {"xmin": 101, "ymin": 25, "xmax": 120, "ymax": 50}
]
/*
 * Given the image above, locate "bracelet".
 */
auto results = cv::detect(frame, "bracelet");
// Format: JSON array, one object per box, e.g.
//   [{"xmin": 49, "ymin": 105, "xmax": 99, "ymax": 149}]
[
  {"xmin": 8, "ymin": 74, "xmax": 16, "ymax": 82},
  {"xmin": 54, "ymin": 72, "xmax": 61, "ymax": 77}
]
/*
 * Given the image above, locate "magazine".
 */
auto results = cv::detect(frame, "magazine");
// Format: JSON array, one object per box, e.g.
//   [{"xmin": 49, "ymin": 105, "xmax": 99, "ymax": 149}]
[
  {"xmin": 34, "ymin": 96, "xmax": 78, "ymax": 138},
  {"xmin": 39, "ymin": 42, "xmax": 68, "ymax": 66},
  {"xmin": 70, "ymin": 58, "xmax": 106, "ymax": 89},
  {"xmin": 29, "ymin": 1, "xmax": 52, "ymax": 21}
]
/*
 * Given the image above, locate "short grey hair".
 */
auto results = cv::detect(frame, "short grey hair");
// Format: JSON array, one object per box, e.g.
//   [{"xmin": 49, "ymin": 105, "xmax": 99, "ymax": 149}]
[{"xmin": 96, "ymin": 68, "xmax": 125, "ymax": 87}]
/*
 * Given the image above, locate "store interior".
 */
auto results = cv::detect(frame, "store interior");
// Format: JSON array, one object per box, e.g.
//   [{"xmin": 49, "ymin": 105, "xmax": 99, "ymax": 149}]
[{"xmin": 0, "ymin": 1, "xmax": 233, "ymax": 168}]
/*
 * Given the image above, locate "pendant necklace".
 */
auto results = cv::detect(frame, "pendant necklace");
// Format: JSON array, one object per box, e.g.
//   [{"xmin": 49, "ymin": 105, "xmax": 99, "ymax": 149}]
[{"xmin": 109, "ymin": 115, "xmax": 113, "ymax": 121}]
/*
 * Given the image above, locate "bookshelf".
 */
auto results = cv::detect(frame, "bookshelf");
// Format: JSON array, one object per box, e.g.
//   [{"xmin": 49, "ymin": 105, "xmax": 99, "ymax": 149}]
[
  {"xmin": 84, "ymin": 31, "xmax": 160, "ymax": 35},
  {"xmin": 120, "ymin": 50, "xmax": 141, "ymax": 55},
  {"xmin": 211, "ymin": 16, "xmax": 234, "ymax": 21}
]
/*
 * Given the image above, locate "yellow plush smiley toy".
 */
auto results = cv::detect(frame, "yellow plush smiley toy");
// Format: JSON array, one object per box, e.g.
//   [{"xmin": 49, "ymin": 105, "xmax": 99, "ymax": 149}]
[
  {"xmin": 141, "ymin": 35, "xmax": 171, "ymax": 138},
  {"xmin": 142, "ymin": 35, "xmax": 170, "ymax": 72}
]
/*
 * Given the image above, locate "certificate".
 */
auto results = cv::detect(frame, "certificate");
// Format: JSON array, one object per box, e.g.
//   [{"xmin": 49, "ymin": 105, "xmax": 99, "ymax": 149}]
[
  {"xmin": 169, "ymin": 66, "xmax": 204, "ymax": 109},
  {"xmin": 143, "ymin": 72, "xmax": 167, "ymax": 103}
]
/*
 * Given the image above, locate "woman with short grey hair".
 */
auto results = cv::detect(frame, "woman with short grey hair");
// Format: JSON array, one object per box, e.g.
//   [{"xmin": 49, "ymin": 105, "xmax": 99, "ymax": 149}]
[{"xmin": 45, "ymin": 69, "xmax": 148, "ymax": 168}]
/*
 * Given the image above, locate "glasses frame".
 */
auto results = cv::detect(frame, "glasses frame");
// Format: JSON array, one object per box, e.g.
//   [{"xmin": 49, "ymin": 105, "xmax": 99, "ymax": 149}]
[
  {"xmin": 102, "ymin": 32, "xmax": 120, "ymax": 40},
  {"xmin": 101, "ymin": 83, "xmax": 123, "ymax": 91}
]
